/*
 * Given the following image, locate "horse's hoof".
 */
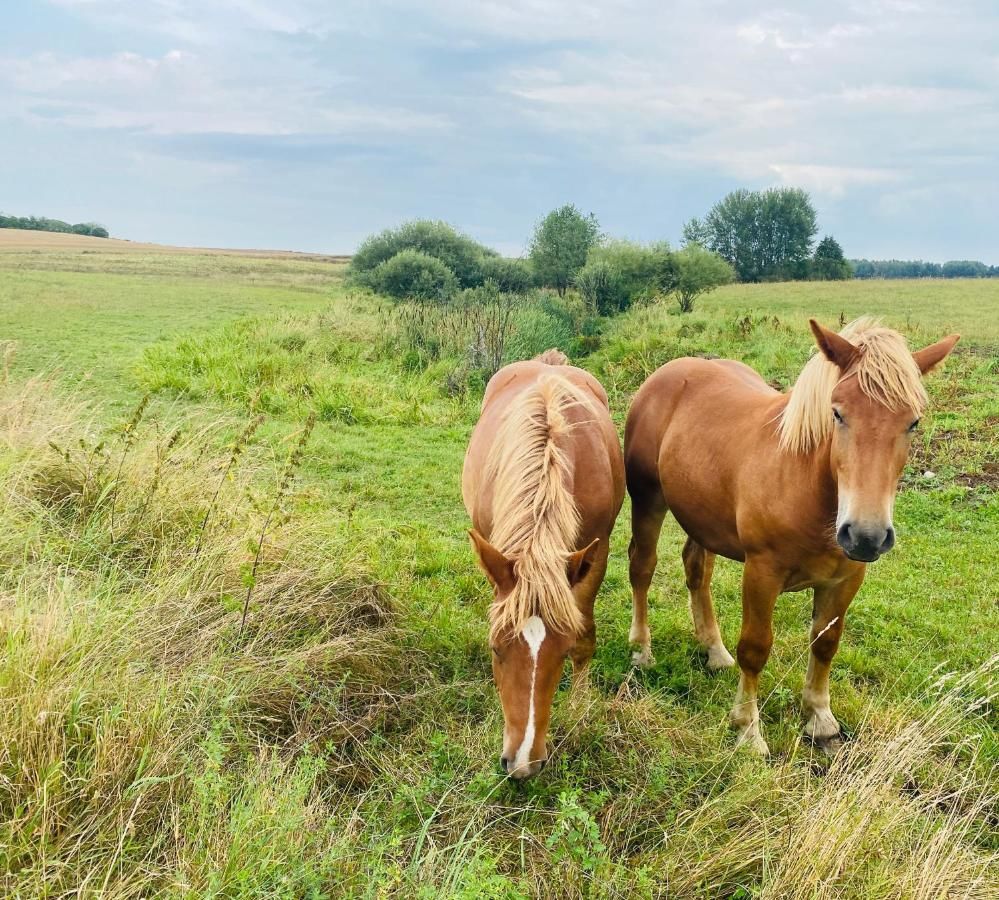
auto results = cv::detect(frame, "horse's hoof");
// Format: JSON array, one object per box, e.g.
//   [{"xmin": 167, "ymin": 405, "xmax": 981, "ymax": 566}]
[
  {"xmin": 735, "ymin": 725, "xmax": 770, "ymax": 756},
  {"xmin": 706, "ymin": 644, "xmax": 735, "ymax": 670},
  {"xmin": 807, "ymin": 731, "xmax": 846, "ymax": 756},
  {"xmin": 631, "ymin": 646, "xmax": 655, "ymax": 669}
]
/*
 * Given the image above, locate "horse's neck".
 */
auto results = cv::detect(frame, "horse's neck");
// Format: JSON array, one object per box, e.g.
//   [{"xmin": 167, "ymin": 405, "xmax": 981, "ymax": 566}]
[
  {"xmin": 789, "ymin": 434, "xmax": 839, "ymax": 520},
  {"xmin": 760, "ymin": 393, "xmax": 837, "ymax": 512}
]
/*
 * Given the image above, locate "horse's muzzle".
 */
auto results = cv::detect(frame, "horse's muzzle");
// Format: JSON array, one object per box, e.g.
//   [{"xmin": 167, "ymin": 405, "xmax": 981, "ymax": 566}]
[
  {"xmin": 837, "ymin": 523, "xmax": 895, "ymax": 562},
  {"xmin": 500, "ymin": 754, "xmax": 545, "ymax": 781}
]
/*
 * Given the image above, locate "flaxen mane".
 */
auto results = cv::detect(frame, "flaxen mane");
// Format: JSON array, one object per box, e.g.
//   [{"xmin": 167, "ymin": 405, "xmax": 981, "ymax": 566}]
[
  {"xmin": 778, "ymin": 317, "xmax": 927, "ymax": 454},
  {"xmin": 486, "ymin": 373, "xmax": 594, "ymax": 640}
]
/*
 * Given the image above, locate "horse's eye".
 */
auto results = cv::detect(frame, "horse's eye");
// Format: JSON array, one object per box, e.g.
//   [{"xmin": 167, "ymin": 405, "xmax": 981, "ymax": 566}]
[
  {"xmin": 908, "ymin": 419, "xmax": 920, "ymax": 432},
  {"xmin": 833, "ymin": 408, "xmax": 844, "ymax": 425}
]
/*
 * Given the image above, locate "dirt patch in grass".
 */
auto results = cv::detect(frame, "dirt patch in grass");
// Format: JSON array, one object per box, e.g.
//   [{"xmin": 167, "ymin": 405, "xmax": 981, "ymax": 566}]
[{"xmin": 955, "ymin": 461, "xmax": 999, "ymax": 490}]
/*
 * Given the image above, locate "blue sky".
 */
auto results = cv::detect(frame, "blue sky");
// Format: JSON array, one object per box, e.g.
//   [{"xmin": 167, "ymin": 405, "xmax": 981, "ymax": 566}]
[{"xmin": 2, "ymin": 1, "xmax": 997, "ymax": 259}]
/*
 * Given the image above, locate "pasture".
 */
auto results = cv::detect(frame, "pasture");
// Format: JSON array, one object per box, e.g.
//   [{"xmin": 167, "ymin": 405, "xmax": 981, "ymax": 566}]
[{"xmin": 0, "ymin": 242, "xmax": 996, "ymax": 897}]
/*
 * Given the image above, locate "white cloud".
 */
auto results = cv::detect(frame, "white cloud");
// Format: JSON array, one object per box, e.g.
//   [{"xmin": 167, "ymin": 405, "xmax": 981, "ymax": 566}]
[
  {"xmin": 769, "ymin": 164, "xmax": 902, "ymax": 196},
  {"xmin": 1, "ymin": 48, "xmax": 451, "ymax": 137}
]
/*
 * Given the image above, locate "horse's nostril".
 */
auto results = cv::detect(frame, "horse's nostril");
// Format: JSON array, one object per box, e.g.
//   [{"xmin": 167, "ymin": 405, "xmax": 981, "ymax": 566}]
[
  {"xmin": 499, "ymin": 756, "xmax": 510, "ymax": 773},
  {"xmin": 836, "ymin": 523, "xmax": 853, "ymax": 548},
  {"xmin": 880, "ymin": 527, "xmax": 896, "ymax": 553}
]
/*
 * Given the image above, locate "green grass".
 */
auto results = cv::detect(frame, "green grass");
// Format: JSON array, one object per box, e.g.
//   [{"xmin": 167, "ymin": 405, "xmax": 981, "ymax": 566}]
[
  {"xmin": 1, "ymin": 247, "xmax": 996, "ymax": 897},
  {"xmin": 0, "ymin": 252, "xmax": 341, "ymax": 401}
]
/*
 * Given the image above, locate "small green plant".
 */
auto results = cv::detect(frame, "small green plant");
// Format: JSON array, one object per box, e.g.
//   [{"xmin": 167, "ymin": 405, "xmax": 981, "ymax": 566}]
[{"xmin": 546, "ymin": 789, "xmax": 609, "ymax": 875}]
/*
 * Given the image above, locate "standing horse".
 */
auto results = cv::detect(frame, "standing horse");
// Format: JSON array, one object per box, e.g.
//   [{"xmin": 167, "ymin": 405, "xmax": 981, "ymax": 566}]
[
  {"xmin": 463, "ymin": 350, "xmax": 624, "ymax": 779},
  {"xmin": 625, "ymin": 319, "xmax": 958, "ymax": 753}
]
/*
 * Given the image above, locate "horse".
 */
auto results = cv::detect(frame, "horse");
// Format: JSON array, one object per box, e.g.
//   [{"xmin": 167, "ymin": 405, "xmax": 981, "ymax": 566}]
[
  {"xmin": 624, "ymin": 318, "xmax": 959, "ymax": 754},
  {"xmin": 463, "ymin": 349, "xmax": 625, "ymax": 779}
]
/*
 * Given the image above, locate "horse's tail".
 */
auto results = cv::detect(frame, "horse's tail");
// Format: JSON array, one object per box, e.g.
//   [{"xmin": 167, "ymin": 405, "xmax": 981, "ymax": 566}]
[{"xmin": 534, "ymin": 348, "xmax": 569, "ymax": 366}]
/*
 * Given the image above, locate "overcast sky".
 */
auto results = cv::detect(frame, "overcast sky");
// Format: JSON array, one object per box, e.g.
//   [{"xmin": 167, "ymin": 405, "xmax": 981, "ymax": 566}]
[{"xmin": 2, "ymin": 1, "xmax": 997, "ymax": 259}]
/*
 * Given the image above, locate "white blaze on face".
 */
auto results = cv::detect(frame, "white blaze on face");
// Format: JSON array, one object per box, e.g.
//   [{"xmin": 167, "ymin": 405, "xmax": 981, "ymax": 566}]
[{"xmin": 512, "ymin": 615, "xmax": 546, "ymax": 773}]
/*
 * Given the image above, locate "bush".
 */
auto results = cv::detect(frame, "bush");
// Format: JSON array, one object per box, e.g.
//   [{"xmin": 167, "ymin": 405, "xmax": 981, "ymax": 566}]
[
  {"xmin": 505, "ymin": 296, "xmax": 577, "ymax": 362},
  {"xmin": 529, "ymin": 205, "xmax": 600, "ymax": 296},
  {"xmin": 369, "ymin": 250, "xmax": 458, "ymax": 303},
  {"xmin": 585, "ymin": 240, "xmax": 676, "ymax": 312},
  {"xmin": 478, "ymin": 256, "xmax": 534, "ymax": 294},
  {"xmin": 350, "ymin": 220, "xmax": 496, "ymax": 289},
  {"xmin": 671, "ymin": 245, "xmax": 735, "ymax": 312},
  {"xmin": 575, "ymin": 261, "xmax": 627, "ymax": 316}
]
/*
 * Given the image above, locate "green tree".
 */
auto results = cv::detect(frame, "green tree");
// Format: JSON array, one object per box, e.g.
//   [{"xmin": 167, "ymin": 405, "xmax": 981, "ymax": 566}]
[
  {"xmin": 528, "ymin": 204, "xmax": 600, "ymax": 296},
  {"xmin": 685, "ymin": 187, "xmax": 818, "ymax": 282},
  {"xmin": 810, "ymin": 236, "xmax": 852, "ymax": 280},
  {"xmin": 671, "ymin": 245, "xmax": 735, "ymax": 312}
]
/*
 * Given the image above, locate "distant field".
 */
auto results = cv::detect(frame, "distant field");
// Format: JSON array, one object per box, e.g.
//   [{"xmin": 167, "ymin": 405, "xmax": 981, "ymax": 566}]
[
  {"xmin": 0, "ymin": 225, "xmax": 349, "ymax": 260},
  {"xmin": 0, "ymin": 245, "xmax": 995, "ymax": 897}
]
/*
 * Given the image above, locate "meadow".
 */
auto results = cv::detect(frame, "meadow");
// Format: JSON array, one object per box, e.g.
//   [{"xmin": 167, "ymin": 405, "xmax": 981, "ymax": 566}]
[{"xmin": 0, "ymin": 242, "xmax": 996, "ymax": 898}]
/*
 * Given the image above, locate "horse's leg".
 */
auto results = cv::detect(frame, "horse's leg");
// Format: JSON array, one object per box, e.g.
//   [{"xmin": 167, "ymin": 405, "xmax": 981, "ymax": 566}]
[
  {"xmin": 730, "ymin": 559, "xmax": 782, "ymax": 755},
  {"xmin": 803, "ymin": 569, "xmax": 864, "ymax": 751},
  {"xmin": 569, "ymin": 549, "xmax": 607, "ymax": 694},
  {"xmin": 628, "ymin": 493, "xmax": 667, "ymax": 668},
  {"xmin": 682, "ymin": 538, "xmax": 735, "ymax": 670}
]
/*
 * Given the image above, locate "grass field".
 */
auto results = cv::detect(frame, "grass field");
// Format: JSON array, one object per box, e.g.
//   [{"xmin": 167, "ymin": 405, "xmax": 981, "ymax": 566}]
[{"xmin": 1, "ymin": 243, "xmax": 996, "ymax": 897}]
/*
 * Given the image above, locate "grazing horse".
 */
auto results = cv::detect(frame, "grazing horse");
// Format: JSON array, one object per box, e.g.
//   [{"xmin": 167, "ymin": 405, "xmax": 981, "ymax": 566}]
[
  {"xmin": 625, "ymin": 318, "xmax": 959, "ymax": 753},
  {"xmin": 463, "ymin": 350, "xmax": 624, "ymax": 779}
]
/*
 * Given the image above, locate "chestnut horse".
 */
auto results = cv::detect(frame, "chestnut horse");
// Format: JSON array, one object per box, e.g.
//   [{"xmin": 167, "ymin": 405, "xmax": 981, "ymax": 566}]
[
  {"xmin": 463, "ymin": 350, "xmax": 624, "ymax": 779},
  {"xmin": 625, "ymin": 319, "xmax": 958, "ymax": 753}
]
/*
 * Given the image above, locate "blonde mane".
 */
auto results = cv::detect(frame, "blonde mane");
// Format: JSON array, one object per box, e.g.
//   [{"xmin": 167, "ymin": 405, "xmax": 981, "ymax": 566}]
[
  {"xmin": 778, "ymin": 317, "xmax": 927, "ymax": 454},
  {"xmin": 486, "ymin": 374, "xmax": 594, "ymax": 640}
]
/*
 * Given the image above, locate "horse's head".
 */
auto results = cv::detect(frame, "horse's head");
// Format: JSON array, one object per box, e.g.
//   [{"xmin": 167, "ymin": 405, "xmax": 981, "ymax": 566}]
[
  {"xmin": 809, "ymin": 320, "xmax": 959, "ymax": 562},
  {"xmin": 468, "ymin": 529, "xmax": 599, "ymax": 780}
]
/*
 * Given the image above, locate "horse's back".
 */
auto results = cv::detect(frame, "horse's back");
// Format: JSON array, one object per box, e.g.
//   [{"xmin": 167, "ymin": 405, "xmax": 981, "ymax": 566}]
[
  {"xmin": 625, "ymin": 356, "xmax": 783, "ymax": 560},
  {"xmin": 465, "ymin": 358, "xmax": 623, "ymax": 542},
  {"xmin": 480, "ymin": 359, "xmax": 610, "ymax": 415}
]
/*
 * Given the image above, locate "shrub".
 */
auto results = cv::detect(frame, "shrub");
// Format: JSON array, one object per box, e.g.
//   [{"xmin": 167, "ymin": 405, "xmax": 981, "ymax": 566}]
[
  {"xmin": 529, "ymin": 204, "xmax": 600, "ymax": 296},
  {"xmin": 575, "ymin": 260, "xmax": 627, "ymax": 316},
  {"xmin": 506, "ymin": 304, "xmax": 575, "ymax": 362},
  {"xmin": 586, "ymin": 240, "xmax": 677, "ymax": 312},
  {"xmin": 369, "ymin": 250, "xmax": 458, "ymax": 303},
  {"xmin": 671, "ymin": 245, "xmax": 735, "ymax": 312},
  {"xmin": 350, "ymin": 220, "xmax": 495, "ymax": 288},
  {"xmin": 478, "ymin": 256, "xmax": 534, "ymax": 293}
]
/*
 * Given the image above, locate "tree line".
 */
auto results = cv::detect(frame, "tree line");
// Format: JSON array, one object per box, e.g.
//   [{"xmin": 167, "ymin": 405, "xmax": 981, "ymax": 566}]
[
  {"xmin": 851, "ymin": 259, "xmax": 998, "ymax": 279},
  {"xmin": 0, "ymin": 212, "xmax": 109, "ymax": 239},
  {"xmin": 349, "ymin": 208, "xmax": 735, "ymax": 315}
]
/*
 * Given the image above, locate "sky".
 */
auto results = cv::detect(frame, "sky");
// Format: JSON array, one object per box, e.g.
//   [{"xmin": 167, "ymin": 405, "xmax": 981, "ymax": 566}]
[{"xmin": 1, "ymin": 1, "xmax": 997, "ymax": 259}]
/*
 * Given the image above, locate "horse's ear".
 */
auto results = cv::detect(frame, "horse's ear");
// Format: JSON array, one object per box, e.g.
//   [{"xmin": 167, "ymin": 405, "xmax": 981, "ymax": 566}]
[
  {"xmin": 913, "ymin": 334, "xmax": 960, "ymax": 375},
  {"xmin": 809, "ymin": 319, "xmax": 860, "ymax": 370},
  {"xmin": 468, "ymin": 530, "xmax": 515, "ymax": 593},
  {"xmin": 567, "ymin": 538, "xmax": 600, "ymax": 587}
]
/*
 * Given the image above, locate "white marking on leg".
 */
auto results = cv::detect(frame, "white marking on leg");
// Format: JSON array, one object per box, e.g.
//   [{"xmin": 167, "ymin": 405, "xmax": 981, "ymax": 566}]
[
  {"xmin": 690, "ymin": 591, "xmax": 733, "ymax": 670},
  {"xmin": 803, "ymin": 650, "xmax": 840, "ymax": 741},
  {"xmin": 731, "ymin": 672, "xmax": 769, "ymax": 755},
  {"xmin": 513, "ymin": 616, "xmax": 546, "ymax": 773}
]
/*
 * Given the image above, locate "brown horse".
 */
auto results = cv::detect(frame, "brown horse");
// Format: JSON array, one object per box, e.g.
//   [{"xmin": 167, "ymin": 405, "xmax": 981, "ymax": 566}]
[
  {"xmin": 625, "ymin": 318, "xmax": 959, "ymax": 753},
  {"xmin": 463, "ymin": 350, "xmax": 624, "ymax": 779}
]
